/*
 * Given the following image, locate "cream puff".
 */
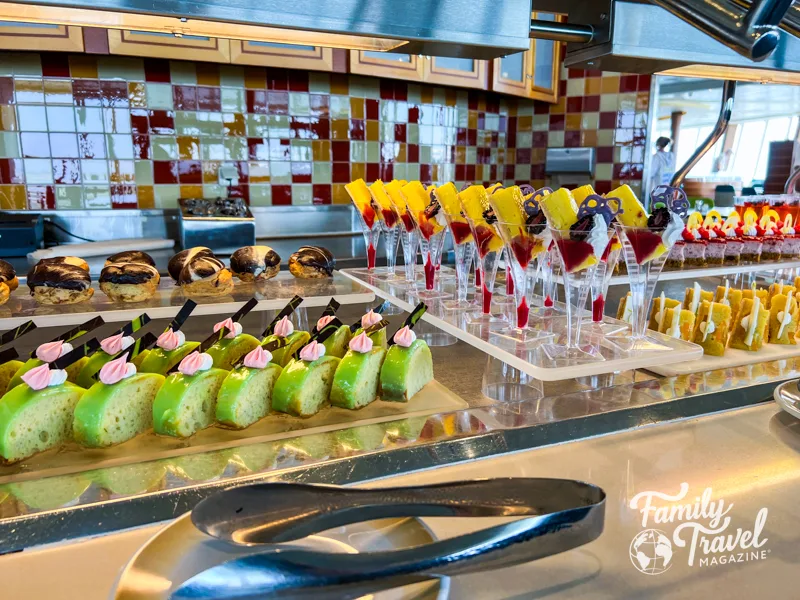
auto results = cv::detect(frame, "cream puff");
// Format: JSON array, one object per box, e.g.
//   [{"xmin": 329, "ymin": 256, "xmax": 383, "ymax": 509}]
[
  {"xmin": 167, "ymin": 247, "xmax": 215, "ymax": 282},
  {"xmin": 177, "ymin": 254, "xmax": 233, "ymax": 297},
  {"xmin": 289, "ymin": 246, "xmax": 335, "ymax": 279},
  {"xmin": 105, "ymin": 250, "xmax": 156, "ymax": 268},
  {"xmin": 0, "ymin": 259, "xmax": 19, "ymax": 292},
  {"xmin": 100, "ymin": 262, "xmax": 160, "ymax": 303},
  {"xmin": 230, "ymin": 245, "xmax": 281, "ymax": 282},
  {"xmin": 27, "ymin": 262, "xmax": 94, "ymax": 305},
  {"xmin": 37, "ymin": 256, "xmax": 90, "ymax": 272}
]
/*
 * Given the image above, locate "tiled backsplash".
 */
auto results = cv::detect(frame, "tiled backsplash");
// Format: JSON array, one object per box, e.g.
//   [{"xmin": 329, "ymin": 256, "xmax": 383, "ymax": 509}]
[{"xmin": 0, "ymin": 52, "xmax": 649, "ymax": 210}]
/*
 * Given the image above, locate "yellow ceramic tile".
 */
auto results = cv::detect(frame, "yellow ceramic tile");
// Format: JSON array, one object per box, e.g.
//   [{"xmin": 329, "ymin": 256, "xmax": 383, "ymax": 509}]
[
  {"xmin": 432, "ymin": 164, "xmax": 440, "ymax": 181},
  {"xmin": 455, "ymin": 146, "xmax": 466, "ymax": 164},
  {"xmin": 249, "ymin": 161, "xmax": 270, "ymax": 183},
  {"xmin": 0, "ymin": 106, "xmax": 17, "ymax": 131},
  {"xmin": 517, "ymin": 115, "xmax": 532, "ymax": 131},
  {"xmin": 313, "ymin": 140, "xmax": 331, "ymax": 161},
  {"xmin": 137, "ymin": 185, "xmax": 155, "ymax": 209},
  {"xmin": 550, "ymin": 97, "xmax": 566, "ymax": 115},
  {"xmin": 506, "ymin": 99, "xmax": 518, "ymax": 118},
  {"xmin": 476, "ymin": 96, "xmax": 486, "ymax": 112},
  {"xmin": 636, "ymin": 92, "xmax": 650, "ymax": 112},
  {"xmin": 330, "ymin": 74, "xmax": 349, "ymax": 96},
  {"xmin": 244, "ymin": 67, "xmax": 266, "ymax": 89},
  {"xmin": 420, "ymin": 85, "xmax": 434, "ymax": 104},
  {"xmin": 365, "ymin": 120, "xmax": 379, "ymax": 142},
  {"xmin": 223, "ymin": 113, "xmax": 246, "ymax": 137},
  {"xmin": 444, "ymin": 88, "xmax": 457, "ymax": 107},
  {"xmin": 584, "ymin": 77, "xmax": 601, "ymax": 96},
  {"xmin": 531, "ymin": 148, "xmax": 546, "ymax": 163},
  {"xmin": 565, "ymin": 114, "xmax": 582, "ymax": 131},
  {"xmin": 468, "ymin": 111, "xmax": 478, "ymax": 129},
  {"xmin": 196, "ymin": 64, "xmax": 220, "ymax": 87},
  {"xmin": 43, "ymin": 80, "xmax": 73, "ymax": 104},
  {"xmin": 601, "ymin": 76, "xmax": 620, "ymax": 94},
  {"xmin": 331, "ymin": 118, "xmax": 349, "ymax": 140},
  {"xmin": 332, "ymin": 183, "xmax": 350, "ymax": 204},
  {"xmin": 581, "ymin": 130, "xmax": 598, "ymax": 147},
  {"xmin": 69, "ymin": 55, "xmax": 98, "ymax": 79},
  {"xmin": 506, "ymin": 149, "xmax": 515, "ymax": 164},
  {"xmin": 128, "ymin": 82, "xmax": 147, "ymax": 108},
  {"xmin": 350, "ymin": 97, "xmax": 364, "ymax": 120},
  {"xmin": 178, "ymin": 136, "xmax": 200, "ymax": 160},
  {"xmin": 109, "ymin": 160, "xmax": 135, "ymax": 183},
  {"xmin": 14, "ymin": 79, "xmax": 43, "ymax": 103},
  {"xmin": 202, "ymin": 161, "xmax": 220, "ymax": 184},
  {"xmin": 350, "ymin": 163, "xmax": 365, "ymax": 181},
  {"xmin": 180, "ymin": 184, "xmax": 203, "ymax": 198},
  {"xmin": 0, "ymin": 185, "xmax": 26, "ymax": 209},
  {"xmin": 397, "ymin": 143, "xmax": 407, "ymax": 163},
  {"xmin": 531, "ymin": 179, "xmax": 546, "ymax": 189}
]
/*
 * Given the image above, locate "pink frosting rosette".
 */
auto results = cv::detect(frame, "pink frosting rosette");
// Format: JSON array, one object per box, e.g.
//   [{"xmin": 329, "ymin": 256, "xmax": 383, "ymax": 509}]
[
  {"xmin": 348, "ymin": 331, "xmax": 373, "ymax": 353},
  {"xmin": 243, "ymin": 345, "xmax": 272, "ymax": 369},
  {"xmin": 178, "ymin": 351, "xmax": 213, "ymax": 376},
  {"xmin": 316, "ymin": 315, "xmax": 335, "ymax": 330},
  {"xmin": 273, "ymin": 316, "xmax": 294, "ymax": 337},
  {"xmin": 100, "ymin": 332, "xmax": 134, "ymax": 356},
  {"xmin": 393, "ymin": 326, "xmax": 417, "ymax": 348},
  {"xmin": 213, "ymin": 317, "xmax": 242, "ymax": 339},
  {"xmin": 99, "ymin": 354, "xmax": 136, "ymax": 385},
  {"xmin": 35, "ymin": 340, "xmax": 72, "ymax": 363},
  {"xmin": 157, "ymin": 328, "xmax": 185, "ymax": 351},
  {"xmin": 21, "ymin": 363, "xmax": 67, "ymax": 390},
  {"xmin": 299, "ymin": 340, "xmax": 325, "ymax": 362},
  {"xmin": 361, "ymin": 310, "xmax": 382, "ymax": 329}
]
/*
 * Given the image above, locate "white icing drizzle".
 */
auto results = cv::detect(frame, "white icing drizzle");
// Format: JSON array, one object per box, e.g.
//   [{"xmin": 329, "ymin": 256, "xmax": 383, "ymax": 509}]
[
  {"xmin": 689, "ymin": 282, "xmax": 702, "ymax": 314},
  {"xmin": 743, "ymin": 299, "xmax": 761, "ymax": 347}
]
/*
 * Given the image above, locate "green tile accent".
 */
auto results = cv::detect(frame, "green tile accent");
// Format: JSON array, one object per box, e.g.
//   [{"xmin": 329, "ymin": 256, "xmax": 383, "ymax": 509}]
[
  {"xmin": 106, "ymin": 134, "xmax": 134, "ymax": 159},
  {"xmin": 97, "ymin": 57, "xmax": 145, "ymax": 81},
  {"xmin": 220, "ymin": 65, "xmax": 245, "ymax": 88},
  {"xmin": 0, "ymin": 132, "xmax": 21, "ymax": 158},
  {"xmin": 457, "ymin": 107, "xmax": 468, "ymax": 128},
  {"xmin": 406, "ymin": 124, "xmax": 419, "ymax": 145},
  {"xmin": 514, "ymin": 164, "xmax": 531, "ymax": 180},
  {"xmin": 150, "ymin": 135, "xmax": 179, "ymax": 160},
  {"xmin": 329, "ymin": 95, "xmax": 350, "ymax": 119},
  {"xmin": 290, "ymin": 139, "xmax": 312, "ymax": 162},
  {"xmin": 405, "ymin": 163, "xmax": 420, "ymax": 181},
  {"xmin": 134, "ymin": 160, "xmax": 153, "ymax": 185},
  {"xmin": 76, "ymin": 107, "xmax": 105, "ymax": 133},
  {"xmin": 407, "ymin": 84, "xmax": 422, "ymax": 104},
  {"xmin": 200, "ymin": 137, "xmax": 225, "ymax": 161},
  {"xmin": 9, "ymin": 53, "xmax": 42, "ymax": 77},
  {"xmin": 224, "ymin": 137, "xmax": 247, "ymax": 160},
  {"xmin": 246, "ymin": 114, "xmax": 269, "ymax": 137},
  {"xmin": 432, "ymin": 87, "xmax": 447, "ymax": 105},
  {"xmin": 146, "ymin": 83, "xmax": 173, "ymax": 110},
  {"xmin": 170, "ymin": 61, "xmax": 197, "ymax": 85},
  {"xmin": 203, "ymin": 184, "xmax": 226, "ymax": 197},
  {"xmin": 532, "ymin": 114, "xmax": 548, "ymax": 131},
  {"xmin": 23, "ymin": 159, "xmax": 52, "ymax": 184},
  {"xmin": 349, "ymin": 140, "xmax": 365, "ymax": 162},
  {"xmin": 292, "ymin": 183, "xmax": 312, "ymax": 205},
  {"xmin": 83, "ymin": 185, "xmax": 112, "ymax": 208},
  {"xmin": 152, "ymin": 184, "xmax": 181, "ymax": 208},
  {"xmin": 55, "ymin": 185, "xmax": 82, "ymax": 209},
  {"xmin": 17, "ymin": 105, "xmax": 47, "ymax": 131},
  {"xmin": 456, "ymin": 90, "xmax": 469, "ymax": 108},
  {"xmin": 379, "ymin": 121, "xmax": 394, "ymax": 142},
  {"xmin": 393, "ymin": 163, "xmax": 406, "ymax": 181},
  {"xmin": 249, "ymin": 184, "xmax": 272, "ymax": 206},
  {"xmin": 308, "ymin": 72, "xmax": 330, "ymax": 94},
  {"xmin": 419, "ymin": 145, "xmax": 431, "ymax": 164},
  {"xmin": 269, "ymin": 161, "xmax": 291, "ymax": 184},
  {"xmin": 196, "ymin": 111, "xmax": 223, "ymax": 136},
  {"xmin": 289, "ymin": 92, "xmax": 310, "ymax": 116},
  {"xmin": 267, "ymin": 115, "xmax": 290, "ymax": 138},
  {"xmin": 358, "ymin": 76, "xmax": 381, "ymax": 100},
  {"xmin": 81, "ymin": 159, "xmax": 109, "ymax": 183},
  {"xmin": 46, "ymin": 106, "xmax": 77, "ymax": 132},
  {"xmin": 221, "ymin": 88, "xmax": 245, "ymax": 113},
  {"xmin": 312, "ymin": 161, "xmax": 331, "ymax": 184},
  {"xmin": 516, "ymin": 131, "xmax": 532, "ymax": 148},
  {"xmin": 175, "ymin": 111, "xmax": 200, "ymax": 136},
  {"xmin": 379, "ymin": 100, "xmax": 394, "ymax": 121},
  {"xmin": 517, "ymin": 102, "xmax": 534, "ymax": 117}
]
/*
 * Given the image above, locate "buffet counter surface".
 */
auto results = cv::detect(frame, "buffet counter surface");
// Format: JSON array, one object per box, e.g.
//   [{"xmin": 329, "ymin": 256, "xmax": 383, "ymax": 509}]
[{"xmin": 3, "ymin": 403, "xmax": 798, "ymax": 600}]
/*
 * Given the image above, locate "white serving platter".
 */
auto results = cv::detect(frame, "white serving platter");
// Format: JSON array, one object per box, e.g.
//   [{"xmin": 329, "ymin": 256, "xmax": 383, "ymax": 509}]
[
  {"xmin": 774, "ymin": 379, "xmax": 800, "ymax": 420},
  {"xmin": 647, "ymin": 341, "xmax": 800, "ymax": 376},
  {"xmin": 0, "ymin": 272, "xmax": 375, "ymax": 329},
  {"xmin": 341, "ymin": 269, "xmax": 703, "ymax": 382}
]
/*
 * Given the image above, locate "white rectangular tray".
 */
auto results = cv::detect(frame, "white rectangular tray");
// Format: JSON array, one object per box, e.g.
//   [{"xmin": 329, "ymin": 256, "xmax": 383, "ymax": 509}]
[
  {"xmin": 647, "ymin": 342, "xmax": 800, "ymax": 376},
  {"xmin": 341, "ymin": 269, "xmax": 703, "ymax": 382},
  {"xmin": 0, "ymin": 272, "xmax": 374, "ymax": 329}
]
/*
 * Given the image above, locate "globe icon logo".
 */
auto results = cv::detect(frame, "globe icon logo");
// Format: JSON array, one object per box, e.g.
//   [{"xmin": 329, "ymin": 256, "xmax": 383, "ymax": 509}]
[{"xmin": 629, "ymin": 529, "xmax": 673, "ymax": 575}]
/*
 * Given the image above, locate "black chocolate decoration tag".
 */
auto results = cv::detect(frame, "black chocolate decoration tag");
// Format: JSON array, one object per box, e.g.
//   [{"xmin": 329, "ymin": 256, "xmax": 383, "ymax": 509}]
[
  {"xmin": 261, "ymin": 295, "xmax": 304, "ymax": 337},
  {"xmin": 166, "ymin": 299, "xmax": 197, "ymax": 333},
  {"xmin": 364, "ymin": 319, "xmax": 390, "ymax": 335},
  {"xmin": 0, "ymin": 320, "xmax": 37, "ymax": 348},
  {"xmin": 30, "ymin": 316, "xmax": 105, "ymax": 358},
  {"xmin": 230, "ymin": 297, "xmax": 258, "ymax": 323},
  {"xmin": 166, "ymin": 326, "xmax": 229, "ymax": 374},
  {"xmin": 52, "ymin": 338, "xmax": 102, "ymax": 370},
  {"xmin": 0, "ymin": 347, "xmax": 19, "ymax": 363},
  {"xmin": 389, "ymin": 302, "xmax": 427, "ymax": 346},
  {"xmin": 311, "ymin": 298, "xmax": 341, "ymax": 334},
  {"xmin": 122, "ymin": 312, "xmax": 151, "ymax": 336}
]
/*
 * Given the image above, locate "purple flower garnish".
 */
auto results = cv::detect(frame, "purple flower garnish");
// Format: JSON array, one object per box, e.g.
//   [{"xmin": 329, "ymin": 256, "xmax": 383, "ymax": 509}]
[
  {"xmin": 576, "ymin": 194, "xmax": 624, "ymax": 225},
  {"xmin": 651, "ymin": 185, "xmax": 689, "ymax": 218},
  {"xmin": 519, "ymin": 184, "xmax": 536, "ymax": 196}
]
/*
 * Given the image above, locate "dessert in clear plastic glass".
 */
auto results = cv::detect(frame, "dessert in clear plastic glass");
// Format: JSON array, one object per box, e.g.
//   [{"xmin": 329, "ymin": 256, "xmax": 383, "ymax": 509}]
[
  {"xmin": 401, "ymin": 180, "xmax": 451, "ymax": 300},
  {"xmin": 345, "ymin": 178, "xmax": 382, "ymax": 273},
  {"xmin": 437, "ymin": 183, "xmax": 475, "ymax": 311},
  {"xmin": 385, "ymin": 179, "xmax": 420, "ymax": 288},
  {"xmin": 367, "ymin": 179, "xmax": 402, "ymax": 280}
]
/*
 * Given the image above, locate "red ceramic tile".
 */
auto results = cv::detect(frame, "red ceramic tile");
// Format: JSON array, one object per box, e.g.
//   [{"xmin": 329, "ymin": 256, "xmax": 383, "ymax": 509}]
[
  {"xmin": 394, "ymin": 123, "xmax": 407, "ymax": 143},
  {"xmin": 197, "ymin": 87, "xmax": 222, "ymax": 111},
  {"xmin": 332, "ymin": 162, "xmax": 350, "ymax": 183},
  {"xmin": 52, "ymin": 159, "xmax": 80, "ymax": 184},
  {"xmin": 290, "ymin": 117, "xmax": 312, "ymax": 139},
  {"xmin": 148, "ymin": 110, "xmax": 175, "ymax": 135},
  {"xmin": 110, "ymin": 184, "xmax": 137, "ymax": 208},
  {"xmin": 516, "ymin": 148, "xmax": 531, "ymax": 164},
  {"xmin": 477, "ymin": 112, "xmax": 486, "ymax": 130},
  {"xmin": 379, "ymin": 163, "xmax": 394, "ymax": 181},
  {"xmin": 503, "ymin": 164, "xmax": 514, "ymax": 180},
  {"xmin": 599, "ymin": 111, "xmax": 617, "ymax": 129},
  {"xmin": 533, "ymin": 102, "xmax": 549, "ymax": 115},
  {"xmin": 287, "ymin": 70, "xmax": 309, "ymax": 93},
  {"xmin": 268, "ymin": 91, "xmax": 289, "ymax": 115},
  {"xmin": 309, "ymin": 94, "xmax": 329, "ymax": 117},
  {"xmin": 455, "ymin": 164, "xmax": 466, "ymax": 180},
  {"xmin": 638, "ymin": 74, "xmax": 652, "ymax": 92},
  {"xmin": 153, "ymin": 160, "xmax": 179, "ymax": 184},
  {"xmin": 129, "ymin": 109, "xmax": 149, "ymax": 134},
  {"xmin": 566, "ymin": 97, "xmax": 582, "ymax": 113},
  {"xmin": 629, "ymin": 164, "xmax": 643, "ymax": 180},
  {"xmin": 597, "ymin": 146, "xmax": 614, "ymax": 163},
  {"xmin": 583, "ymin": 95, "xmax": 600, "ymax": 112},
  {"xmin": 310, "ymin": 117, "xmax": 330, "ymax": 140},
  {"xmin": 332, "ymin": 141, "xmax": 349, "ymax": 162},
  {"xmin": 73, "ymin": 80, "xmax": 103, "ymax": 107},
  {"xmin": 565, "ymin": 131, "xmax": 581, "ymax": 148},
  {"xmin": 41, "ymin": 52, "xmax": 70, "ymax": 78},
  {"xmin": 532, "ymin": 131, "xmax": 548, "ymax": 148},
  {"xmin": 366, "ymin": 162, "xmax": 379, "ymax": 182},
  {"xmin": 467, "ymin": 129, "xmax": 477, "ymax": 146},
  {"xmin": 456, "ymin": 128, "xmax": 467, "ymax": 146},
  {"xmin": 247, "ymin": 137, "xmax": 269, "ymax": 160},
  {"xmin": 507, "ymin": 126, "xmax": 517, "ymax": 149},
  {"xmin": 227, "ymin": 184, "xmax": 249, "ymax": 203},
  {"xmin": 144, "ymin": 58, "xmax": 171, "ymax": 83},
  {"xmin": 0, "ymin": 77, "xmax": 12, "ymax": 105},
  {"xmin": 132, "ymin": 134, "xmax": 151, "ymax": 160},
  {"xmin": 491, "ymin": 131, "xmax": 499, "ymax": 147},
  {"xmin": 272, "ymin": 184, "xmax": 292, "ymax": 205},
  {"xmin": 465, "ymin": 164, "xmax": 476, "ymax": 182},
  {"xmin": 407, "ymin": 144, "xmax": 419, "ymax": 163},
  {"xmin": 267, "ymin": 68, "xmax": 289, "ymax": 91},
  {"xmin": 178, "ymin": 160, "xmax": 202, "ymax": 184},
  {"xmin": 531, "ymin": 164, "xmax": 545, "ymax": 179},
  {"xmin": 379, "ymin": 79, "xmax": 394, "ymax": 100},
  {"xmin": 350, "ymin": 119, "xmax": 365, "ymax": 141},
  {"xmin": 620, "ymin": 74, "xmax": 639, "ymax": 93},
  {"xmin": 549, "ymin": 114, "xmax": 565, "ymax": 131},
  {"xmin": 312, "ymin": 184, "xmax": 331, "ymax": 205},
  {"xmin": 613, "ymin": 163, "xmax": 630, "ymax": 179},
  {"xmin": 490, "ymin": 164, "xmax": 498, "ymax": 180},
  {"xmin": 292, "ymin": 161, "xmax": 312, "ymax": 183},
  {"xmin": 78, "ymin": 133, "xmax": 106, "ymax": 159},
  {"xmin": 366, "ymin": 99, "xmax": 379, "ymax": 121},
  {"xmin": 407, "ymin": 105, "xmax": 419, "ymax": 125},
  {"xmin": 585, "ymin": 69, "xmax": 602, "ymax": 78},
  {"xmin": 21, "ymin": 133, "xmax": 50, "ymax": 158},
  {"xmin": 467, "ymin": 91, "xmax": 479, "ymax": 111},
  {"xmin": 486, "ymin": 97, "xmax": 500, "ymax": 114},
  {"xmin": 246, "ymin": 90, "xmax": 267, "ymax": 114},
  {"xmin": 394, "ymin": 81, "xmax": 407, "ymax": 102},
  {"xmin": 559, "ymin": 79, "xmax": 567, "ymax": 97},
  {"xmin": 27, "ymin": 185, "xmax": 55, "ymax": 209},
  {"xmin": 173, "ymin": 86, "xmax": 197, "ymax": 111},
  {"xmin": 100, "ymin": 81, "xmax": 129, "ymax": 108},
  {"xmin": 567, "ymin": 68, "xmax": 584, "ymax": 79},
  {"xmin": 594, "ymin": 180, "xmax": 613, "ymax": 195},
  {"xmin": 477, "ymin": 147, "xmax": 490, "ymax": 164},
  {"xmin": 0, "ymin": 158, "xmax": 23, "ymax": 184}
]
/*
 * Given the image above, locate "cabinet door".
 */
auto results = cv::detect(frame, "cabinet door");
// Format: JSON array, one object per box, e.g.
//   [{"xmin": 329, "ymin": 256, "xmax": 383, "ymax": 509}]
[
  {"xmin": 491, "ymin": 49, "xmax": 529, "ymax": 96},
  {"xmin": 231, "ymin": 41, "xmax": 334, "ymax": 71},
  {"xmin": 0, "ymin": 22, "xmax": 83, "ymax": 52},
  {"xmin": 350, "ymin": 50, "xmax": 425, "ymax": 82},
  {"xmin": 528, "ymin": 12, "xmax": 562, "ymax": 103},
  {"xmin": 424, "ymin": 56, "xmax": 488, "ymax": 90},
  {"xmin": 107, "ymin": 30, "xmax": 230, "ymax": 63}
]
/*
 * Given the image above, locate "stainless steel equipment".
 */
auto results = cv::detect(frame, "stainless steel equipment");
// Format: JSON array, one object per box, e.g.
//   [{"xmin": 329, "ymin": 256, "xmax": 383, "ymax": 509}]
[
  {"xmin": 545, "ymin": 148, "xmax": 595, "ymax": 189},
  {"xmin": 178, "ymin": 197, "xmax": 255, "ymax": 254}
]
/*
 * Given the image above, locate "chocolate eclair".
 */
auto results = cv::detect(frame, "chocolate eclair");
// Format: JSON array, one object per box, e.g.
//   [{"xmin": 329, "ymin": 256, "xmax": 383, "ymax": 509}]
[
  {"xmin": 105, "ymin": 250, "xmax": 156, "ymax": 268},
  {"xmin": 100, "ymin": 262, "xmax": 160, "ymax": 303},
  {"xmin": 167, "ymin": 247, "xmax": 215, "ymax": 282},
  {"xmin": 230, "ymin": 245, "xmax": 281, "ymax": 282},
  {"xmin": 289, "ymin": 246, "xmax": 335, "ymax": 279},
  {"xmin": 27, "ymin": 262, "xmax": 94, "ymax": 305}
]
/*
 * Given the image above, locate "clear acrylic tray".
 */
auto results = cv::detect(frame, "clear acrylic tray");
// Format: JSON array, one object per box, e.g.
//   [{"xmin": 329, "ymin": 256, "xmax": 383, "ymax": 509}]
[{"xmin": 648, "ymin": 342, "xmax": 800, "ymax": 376}]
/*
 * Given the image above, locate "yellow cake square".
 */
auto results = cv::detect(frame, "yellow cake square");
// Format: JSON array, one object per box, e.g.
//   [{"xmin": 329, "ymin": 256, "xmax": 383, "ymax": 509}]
[
  {"xmin": 769, "ymin": 282, "xmax": 795, "ymax": 302},
  {"xmin": 742, "ymin": 287, "xmax": 768, "ymax": 308},
  {"xmin": 714, "ymin": 284, "xmax": 743, "ymax": 318},
  {"xmin": 768, "ymin": 293, "xmax": 799, "ymax": 344},
  {"xmin": 616, "ymin": 292, "xmax": 633, "ymax": 323},
  {"xmin": 683, "ymin": 283, "xmax": 713, "ymax": 315},
  {"xmin": 659, "ymin": 307, "xmax": 696, "ymax": 341},
  {"xmin": 691, "ymin": 300, "xmax": 732, "ymax": 356},
  {"xmin": 730, "ymin": 297, "xmax": 769, "ymax": 351},
  {"xmin": 649, "ymin": 293, "xmax": 680, "ymax": 332}
]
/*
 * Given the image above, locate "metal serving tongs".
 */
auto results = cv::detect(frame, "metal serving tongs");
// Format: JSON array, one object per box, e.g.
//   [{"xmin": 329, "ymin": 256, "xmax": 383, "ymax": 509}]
[{"xmin": 173, "ymin": 478, "xmax": 606, "ymax": 599}]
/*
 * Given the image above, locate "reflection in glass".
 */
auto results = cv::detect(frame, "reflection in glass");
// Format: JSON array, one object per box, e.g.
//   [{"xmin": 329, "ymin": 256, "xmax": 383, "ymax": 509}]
[
  {"xmin": 364, "ymin": 51, "xmax": 411, "ymax": 62},
  {"xmin": 533, "ymin": 13, "xmax": 556, "ymax": 90},
  {"xmin": 500, "ymin": 52, "xmax": 524, "ymax": 82},
  {"xmin": 435, "ymin": 57, "xmax": 475, "ymax": 72}
]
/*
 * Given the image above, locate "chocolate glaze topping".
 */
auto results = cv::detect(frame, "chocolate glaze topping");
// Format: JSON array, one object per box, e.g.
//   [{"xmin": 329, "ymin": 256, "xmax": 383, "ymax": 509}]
[
  {"xmin": 27, "ymin": 263, "xmax": 91, "ymax": 292},
  {"xmin": 177, "ymin": 254, "xmax": 226, "ymax": 286},
  {"xmin": 0, "ymin": 259, "xmax": 16, "ymax": 284},
  {"xmin": 168, "ymin": 247, "xmax": 215, "ymax": 282},
  {"xmin": 106, "ymin": 250, "xmax": 156, "ymax": 267},
  {"xmin": 230, "ymin": 245, "xmax": 281, "ymax": 277},
  {"xmin": 290, "ymin": 246, "xmax": 335, "ymax": 276},
  {"xmin": 100, "ymin": 262, "xmax": 159, "ymax": 285},
  {"xmin": 38, "ymin": 256, "xmax": 89, "ymax": 271}
]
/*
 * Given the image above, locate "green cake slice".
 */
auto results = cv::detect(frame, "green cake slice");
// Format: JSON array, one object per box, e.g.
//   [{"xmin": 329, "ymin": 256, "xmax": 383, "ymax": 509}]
[
  {"xmin": 262, "ymin": 331, "xmax": 310, "ymax": 367},
  {"xmin": 272, "ymin": 355, "xmax": 340, "ymax": 417},
  {"xmin": 322, "ymin": 325, "xmax": 353, "ymax": 358},
  {"xmin": 330, "ymin": 346, "xmax": 387, "ymax": 409},
  {"xmin": 0, "ymin": 360, "xmax": 22, "ymax": 395},
  {"xmin": 7, "ymin": 356, "xmax": 87, "ymax": 392},
  {"xmin": 206, "ymin": 333, "xmax": 261, "ymax": 370},
  {"xmin": 73, "ymin": 372, "xmax": 165, "ymax": 448},
  {"xmin": 138, "ymin": 341, "xmax": 199, "ymax": 375},
  {"xmin": 380, "ymin": 339, "xmax": 433, "ymax": 402},
  {"xmin": 216, "ymin": 363, "xmax": 282, "ymax": 428},
  {"xmin": 152, "ymin": 367, "xmax": 228, "ymax": 438},
  {"xmin": 0, "ymin": 381, "xmax": 86, "ymax": 463},
  {"xmin": 351, "ymin": 327, "xmax": 387, "ymax": 349}
]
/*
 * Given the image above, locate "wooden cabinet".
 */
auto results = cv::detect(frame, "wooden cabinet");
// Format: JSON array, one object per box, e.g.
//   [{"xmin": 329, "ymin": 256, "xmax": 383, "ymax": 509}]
[
  {"xmin": 107, "ymin": 30, "xmax": 230, "ymax": 62},
  {"xmin": 231, "ymin": 41, "xmax": 334, "ymax": 71},
  {"xmin": 491, "ymin": 12, "xmax": 564, "ymax": 102},
  {"xmin": 0, "ymin": 22, "xmax": 83, "ymax": 52},
  {"xmin": 349, "ymin": 50, "xmax": 425, "ymax": 82},
  {"xmin": 424, "ymin": 56, "xmax": 488, "ymax": 90}
]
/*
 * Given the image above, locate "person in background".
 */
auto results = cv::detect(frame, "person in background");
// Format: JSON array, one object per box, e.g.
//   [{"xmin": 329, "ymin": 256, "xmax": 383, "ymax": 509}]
[{"xmin": 649, "ymin": 136, "xmax": 676, "ymax": 201}]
